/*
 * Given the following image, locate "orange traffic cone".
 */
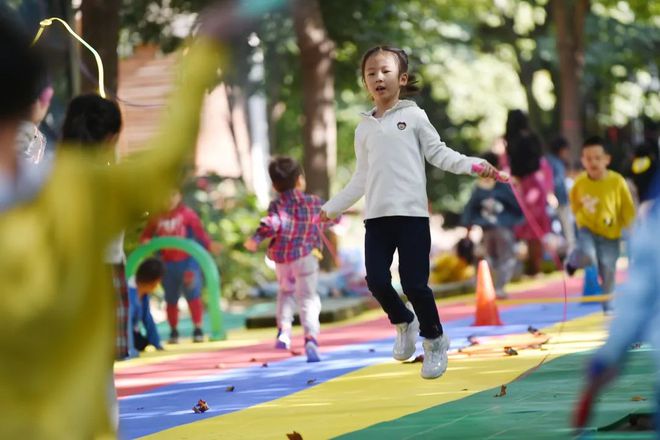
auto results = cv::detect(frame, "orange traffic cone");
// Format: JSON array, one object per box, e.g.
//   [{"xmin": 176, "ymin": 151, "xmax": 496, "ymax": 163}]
[{"xmin": 473, "ymin": 259, "xmax": 503, "ymax": 326}]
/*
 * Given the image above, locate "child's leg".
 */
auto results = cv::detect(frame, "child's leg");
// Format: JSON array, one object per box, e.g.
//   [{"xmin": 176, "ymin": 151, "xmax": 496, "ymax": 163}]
[
  {"xmin": 567, "ymin": 228, "xmax": 598, "ymax": 270},
  {"xmin": 396, "ymin": 217, "xmax": 442, "ymax": 339},
  {"xmin": 293, "ymin": 254, "xmax": 321, "ymax": 340},
  {"xmin": 293, "ymin": 254, "xmax": 322, "ymax": 362},
  {"xmin": 365, "ymin": 217, "xmax": 414, "ymax": 326},
  {"xmin": 182, "ymin": 259, "xmax": 204, "ymax": 329},
  {"xmin": 485, "ymin": 228, "xmax": 516, "ymax": 297},
  {"xmin": 594, "ymin": 236, "xmax": 620, "ymax": 312},
  {"xmin": 526, "ymin": 238, "xmax": 543, "ymax": 275},
  {"xmin": 162, "ymin": 260, "xmax": 185, "ymax": 334},
  {"xmin": 274, "ymin": 262, "xmax": 296, "ymax": 342}
]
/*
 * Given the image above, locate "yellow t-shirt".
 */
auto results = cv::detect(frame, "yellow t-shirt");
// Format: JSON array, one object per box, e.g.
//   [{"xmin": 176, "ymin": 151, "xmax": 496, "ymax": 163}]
[
  {"xmin": 0, "ymin": 40, "xmax": 222, "ymax": 439},
  {"xmin": 569, "ymin": 170, "xmax": 635, "ymax": 239}
]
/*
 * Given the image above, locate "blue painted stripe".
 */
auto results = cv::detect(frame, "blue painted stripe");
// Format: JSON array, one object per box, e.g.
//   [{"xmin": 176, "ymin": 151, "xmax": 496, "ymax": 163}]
[{"xmin": 119, "ymin": 301, "xmax": 602, "ymax": 438}]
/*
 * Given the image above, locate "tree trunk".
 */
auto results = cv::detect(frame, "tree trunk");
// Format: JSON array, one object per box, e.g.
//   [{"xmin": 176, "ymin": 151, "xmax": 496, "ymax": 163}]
[
  {"xmin": 552, "ymin": 0, "xmax": 589, "ymax": 163},
  {"xmin": 292, "ymin": 0, "xmax": 336, "ymax": 200},
  {"xmin": 80, "ymin": 0, "xmax": 120, "ymax": 96},
  {"xmin": 293, "ymin": 0, "xmax": 337, "ymax": 270}
]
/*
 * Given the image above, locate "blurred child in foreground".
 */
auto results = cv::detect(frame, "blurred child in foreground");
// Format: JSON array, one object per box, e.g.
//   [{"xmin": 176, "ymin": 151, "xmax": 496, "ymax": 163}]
[
  {"xmin": 574, "ymin": 172, "xmax": 659, "ymax": 434},
  {"xmin": 0, "ymin": 4, "xmax": 231, "ymax": 437}
]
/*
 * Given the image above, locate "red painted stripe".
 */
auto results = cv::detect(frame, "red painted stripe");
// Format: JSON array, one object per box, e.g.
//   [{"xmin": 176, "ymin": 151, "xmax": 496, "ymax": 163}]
[{"xmin": 114, "ymin": 275, "xmax": 602, "ymax": 397}]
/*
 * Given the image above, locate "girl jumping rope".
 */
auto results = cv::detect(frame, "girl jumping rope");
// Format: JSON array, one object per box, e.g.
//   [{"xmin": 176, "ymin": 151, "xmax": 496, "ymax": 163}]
[{"xmin": 319, "ymin": 45, "xmax": 500, "ymax": 379}]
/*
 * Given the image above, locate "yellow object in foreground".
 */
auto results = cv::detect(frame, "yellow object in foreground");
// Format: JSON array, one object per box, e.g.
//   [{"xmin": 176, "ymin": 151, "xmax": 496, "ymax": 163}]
[
  {"xmin": 148, "ymin": 313, "xmax": 607, "ymax": 440},
  {"xmin": 0, "ymin": 40, "xmax": 223, "ymax": 439}
]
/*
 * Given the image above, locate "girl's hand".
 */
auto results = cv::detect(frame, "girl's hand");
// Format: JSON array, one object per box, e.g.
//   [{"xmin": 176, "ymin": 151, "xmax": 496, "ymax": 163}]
[
  {"xmin": 317, "ymin": 210, "xmax": 331, "ymax": 223},
  {"xmin": 473, "ymin": 161, "xmax": 509, "ymax": 182}
]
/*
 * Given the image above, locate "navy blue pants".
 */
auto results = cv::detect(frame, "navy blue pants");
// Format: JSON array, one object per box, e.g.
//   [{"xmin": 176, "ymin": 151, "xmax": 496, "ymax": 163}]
[{"xmin": 364, "ymin": 216, "xmax": 443, "ymax": 339}]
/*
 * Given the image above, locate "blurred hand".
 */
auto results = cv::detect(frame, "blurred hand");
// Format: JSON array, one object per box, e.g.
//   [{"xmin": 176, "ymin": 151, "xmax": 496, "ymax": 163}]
[
  {"xmin": 196, "ymin": 0, "xmax": 287, "ymax": 43},
  {"xmin": 244, "ymin": 237, "xmax": 258, "ymax": 252},
  {"xmin": 317, "ymin": 210, "xmax": 331, "ymax": 223},
  {"xmin": 476, "ymin": 161, "xmax": 510, "ymax": 182}
]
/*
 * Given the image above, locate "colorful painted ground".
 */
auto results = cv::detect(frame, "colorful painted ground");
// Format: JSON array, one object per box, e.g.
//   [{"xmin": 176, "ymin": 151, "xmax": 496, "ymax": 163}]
[{"xmin": 116, "ymin": 273, "xmax": 654, "ymax": 439}]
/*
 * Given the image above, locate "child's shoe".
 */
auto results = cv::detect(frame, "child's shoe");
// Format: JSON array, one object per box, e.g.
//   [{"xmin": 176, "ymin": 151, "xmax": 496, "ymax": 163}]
[
  {"xmin": 275, "ymin": 329, "xmax": 291, "ymax": 350},
  {"xmin": 565, "ymin": 262, "xmax": 577, "ymax": 277},
  {"xmin": 168, "ymin": 328, "xmax": 179, "ymax": 344},
  {"xmin": 193, "ymin": 327, "xmax": 204, "ymax": 343},
  {"xmin": 421, "ymin": 334, "xmax": 450, "ymax": 379},
  {"xmin": 393, "ymin": 307, "xmax": 419, "ymax": 361},
  {"xmin": 305, "ymin": 337, "xmax": 321, "ymax": 363}
]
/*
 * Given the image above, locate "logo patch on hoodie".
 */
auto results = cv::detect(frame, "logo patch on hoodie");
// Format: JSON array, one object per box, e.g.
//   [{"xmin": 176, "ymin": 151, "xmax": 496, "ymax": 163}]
[{"xmin": 397, "ymin": 121, "xmax": 407, "ymax": 130}]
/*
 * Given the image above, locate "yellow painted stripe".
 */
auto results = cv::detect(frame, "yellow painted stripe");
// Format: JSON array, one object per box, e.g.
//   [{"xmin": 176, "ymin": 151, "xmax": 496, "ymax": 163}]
[
  {"xmin": 493, "ymin": 293, "xmax": 611, "ymax": 305},
  {"xmin": 144, "ymin": 313, "xmax": 607, "ymax": 440}
]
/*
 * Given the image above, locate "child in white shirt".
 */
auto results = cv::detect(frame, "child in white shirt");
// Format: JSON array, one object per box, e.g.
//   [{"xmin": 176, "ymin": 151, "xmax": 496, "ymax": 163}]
[{"xmin": 320, "ymin": 45, "xmax": 499, "ymax": 379}]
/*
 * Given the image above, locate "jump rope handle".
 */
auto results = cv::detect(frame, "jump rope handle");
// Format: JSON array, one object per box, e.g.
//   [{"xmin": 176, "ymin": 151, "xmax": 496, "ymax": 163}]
[{"xmin": 471, "ymin": 163, "xmax": 510, "ymax": 183}]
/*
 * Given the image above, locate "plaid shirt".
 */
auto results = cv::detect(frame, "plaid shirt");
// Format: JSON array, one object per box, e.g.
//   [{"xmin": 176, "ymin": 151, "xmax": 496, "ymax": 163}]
[{"xmin": 253, "ymin": 189, "xmax": 336, "ymax": 263}]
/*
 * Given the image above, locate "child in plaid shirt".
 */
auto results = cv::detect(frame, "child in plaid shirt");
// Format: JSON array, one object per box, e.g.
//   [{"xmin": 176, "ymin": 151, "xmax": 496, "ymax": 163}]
[{"xmin": 245, "ymin": 156, "xmax": 337, "ymax": 362}]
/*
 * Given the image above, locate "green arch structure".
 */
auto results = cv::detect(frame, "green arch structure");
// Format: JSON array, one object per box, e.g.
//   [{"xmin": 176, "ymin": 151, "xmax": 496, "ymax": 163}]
[{"xmin": 126, "ymin": 237, "xmax": 225, "ymax": 341}]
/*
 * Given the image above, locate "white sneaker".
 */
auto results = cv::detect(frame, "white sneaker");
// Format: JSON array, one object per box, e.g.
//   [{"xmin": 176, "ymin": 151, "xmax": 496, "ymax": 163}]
[
  {"xmin": 275, "ymin": 330, "xmax": 291, "ymax": 350},
  {"xmin": 421, "ymin": 334, "xmax": 450, "ymax": 379},
  {"xmin": 393, "ymin": 308, "xmax": 419, "ymax": 361}
]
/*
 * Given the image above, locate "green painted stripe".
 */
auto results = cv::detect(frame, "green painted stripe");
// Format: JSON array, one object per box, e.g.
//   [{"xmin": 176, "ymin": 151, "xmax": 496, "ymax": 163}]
[{"xmin": 335, "ymin": 349, "xmax": 655, "ymax": 440}]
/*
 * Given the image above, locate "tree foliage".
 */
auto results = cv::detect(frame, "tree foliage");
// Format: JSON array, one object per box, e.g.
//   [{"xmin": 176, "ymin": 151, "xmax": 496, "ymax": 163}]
[{"xmin": 117, "ymin": 0, "xmax": 660, "ymax": 212}]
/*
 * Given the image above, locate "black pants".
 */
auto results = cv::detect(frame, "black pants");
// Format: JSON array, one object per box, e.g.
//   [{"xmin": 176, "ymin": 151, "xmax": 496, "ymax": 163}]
[{"xmin": 364, "ymin": 216, "xmax": 442, "ymax": 339}]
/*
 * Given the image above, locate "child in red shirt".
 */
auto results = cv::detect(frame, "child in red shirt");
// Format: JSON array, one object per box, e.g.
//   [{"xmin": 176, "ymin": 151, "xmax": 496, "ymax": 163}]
[{"xmin": 141, "ymin": 191, "xmax": 216, "ymax": 343}]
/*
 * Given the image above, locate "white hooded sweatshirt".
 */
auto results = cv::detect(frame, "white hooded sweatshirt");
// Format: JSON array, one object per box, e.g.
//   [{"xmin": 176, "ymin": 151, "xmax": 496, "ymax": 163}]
[{"xmin": 323, "ymin": 99, "xmax": 481, "ymax": 219}]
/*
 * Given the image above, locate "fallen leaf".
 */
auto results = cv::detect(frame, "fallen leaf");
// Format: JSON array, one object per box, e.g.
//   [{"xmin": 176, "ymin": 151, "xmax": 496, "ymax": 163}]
[
  {"xmin": 504, "ymin": 347, "xmax": 518, "ymax": 356},
  {"xmin": 192, "ymin": 399, "xmax": 209, "ymax": 413},
  {"xmin": 287, "ymin": 432, "xmax": 303, "ymax": 440},
  {"xmin": 250, "ymin": 358, "xmax": 257, "ymax": 362},
  {"xmin": 261, "ymin": 362, "xmax": 269, "ymax": 368},
  {"xmin": 306, "ymin": 379, "xmax": 316, "ymax": 385},
  {"xmin": 631, "ymin": 396, "xmax": 647, "ymax": 401},
  {"xmin": 290, "ymin": 350, "xmax": 301, "ymax": 356},
  {"xmin": 216, "ymin": 363, "xmax": 225, "ymax": 369},
  {"xmin": 225, "ymin": 386, "xmax": 235, "ymax": 392},
  {"xmin": 461, "ymin": 388, "xmax": 468, "ymax": 391},
  {"xmin": 494, "ymin": 385, "xmax": 507, "ymax": 397}
]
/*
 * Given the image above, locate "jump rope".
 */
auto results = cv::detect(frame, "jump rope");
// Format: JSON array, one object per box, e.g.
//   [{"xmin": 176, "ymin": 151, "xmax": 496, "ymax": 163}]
[{"xmin": 36, "ymin": 16, "xmax": 596, "ymax": 429}]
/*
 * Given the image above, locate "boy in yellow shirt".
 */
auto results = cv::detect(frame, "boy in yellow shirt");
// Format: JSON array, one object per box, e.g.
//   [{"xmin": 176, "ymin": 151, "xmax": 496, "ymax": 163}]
[{"xmin": 565, "ymin": 136, "xmax": 636, "ymax": 311}]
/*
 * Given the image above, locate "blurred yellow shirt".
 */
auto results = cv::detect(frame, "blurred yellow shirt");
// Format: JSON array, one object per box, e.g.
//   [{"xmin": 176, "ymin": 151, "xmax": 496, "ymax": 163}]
[
  {"xmin": 0, "ymin": 40, "xmax": 221, "ymax": 439},
  {"xmin": 569, "ymin": 170, "xmax": 635, "ymax": 239}
]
